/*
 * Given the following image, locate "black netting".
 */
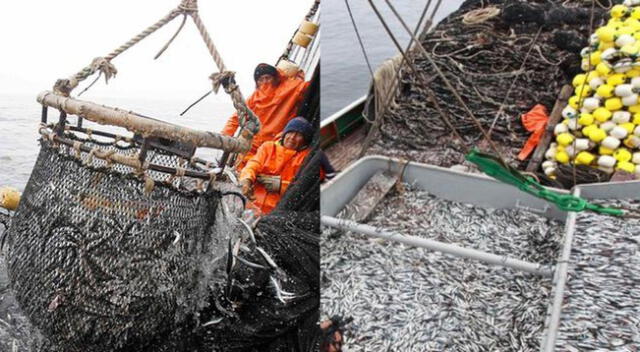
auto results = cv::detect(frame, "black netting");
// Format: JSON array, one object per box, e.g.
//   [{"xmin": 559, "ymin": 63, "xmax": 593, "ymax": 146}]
[
  {"xmin": 200, "ymin": 211, "xmax": 320, "ymax": 352},
  {"xmin": 368, "ymin": 0, "xmax": 608, "ymax": 168},
  {"xmin": 5, "ymin": 139, "xmax": 226, "ymax": 351}
]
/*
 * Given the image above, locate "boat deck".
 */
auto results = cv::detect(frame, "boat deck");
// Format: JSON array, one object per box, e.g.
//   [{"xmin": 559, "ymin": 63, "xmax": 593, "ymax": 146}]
[{"xmin": 324, "ymin": 125, "xmax": 367, "ymax": 172}]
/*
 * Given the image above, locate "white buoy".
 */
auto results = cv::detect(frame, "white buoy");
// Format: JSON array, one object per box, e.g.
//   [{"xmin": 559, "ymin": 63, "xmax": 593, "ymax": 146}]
[
  {"xmin": 562, "ymin": 106, "xmax": 578, "ymax": 119},
  {"xmin": 601, "ymin": 121, "xmax": 617, "ymax": 132},
  {"xmin": 601, "ymin": 48, "xmax": 618, "ymax": 61},
  {"xmin": 614, "ymin": 61, "xmax": 633, "ymax": 73},
  {"xmin": 598, "ymin": 155, "xmax": 617, "ymax": 168},
  {"xmin": 545, "ymin": 147, "xmax": 557, "ymax": 160},
  {"xmin": 616, "ymin": 34, "xmax": 636, "ymax": 48},
  {"xmin": 633, "ymin": 152, "xmax": 640, "ymax": 164},
  {"xmin": 583, "ymin": 97, "xmax": 601, "ymax": 111},
  {"xmin": 602, "ymin": 136, "xmax": 622, "ymax": 149},
  {"xmin": 574, "ymin": 138, "xmax": 591, "ymax": 151},
  {"xmin": 623, "ymin": 93, "xmax": 639, "ymax": 106},
  {"xmin": 554, "ymin": 124, "xmax": 568, "ymax": 135},
  {"xmin": 566, "ymin": 118, "xmax": 580, "ymax": 130},
  {"xmin": 615, "ymin": 84, "xmax": 634, "ymax": 97},
  {"xmin": 542, "ymin": 160, "xmax": 557, "ymax": 170},
  {"xmin": 589, "ymin": 77, "xmax": 605, "ymax": 91},
  {"xmin": 611, "ymin": 126, "xmax": 629, "ymax": 139},
  {"xmin": 612, "ymin": 111, "xmax": 632, "ymax": 123}
]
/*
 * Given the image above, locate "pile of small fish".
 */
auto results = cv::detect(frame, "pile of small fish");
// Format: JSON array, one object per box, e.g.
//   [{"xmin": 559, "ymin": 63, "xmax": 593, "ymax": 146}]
[
  {"xmin": 555, "ymin": 199, "xmax": 640, "ymax": 351},
  {"xmin": 321, "ymin": 185, "xmax": 563, "ymax": 351}
]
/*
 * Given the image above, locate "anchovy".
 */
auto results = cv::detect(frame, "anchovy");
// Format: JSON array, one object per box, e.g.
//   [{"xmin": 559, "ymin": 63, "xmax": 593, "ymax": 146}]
[{"xmin": 321, "ymin": 184, "xmax": 563, "ymax": 351}]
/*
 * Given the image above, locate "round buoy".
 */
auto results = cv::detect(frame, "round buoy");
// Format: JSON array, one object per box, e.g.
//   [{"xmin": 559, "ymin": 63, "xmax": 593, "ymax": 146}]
[
  {"xmin": 299, "ymin": 21, "xmax": 319, "ymax": 36},
  {"xmin": 0, "ymin": 186, "xmax": 21, "ymax": 211},
  {"xmin": 293, "ymin": 32, "xmax": 312, "ymax": 48},
  {"xmin": 277, "ymin": 59, "xmax": 300, "ymax": 77}
]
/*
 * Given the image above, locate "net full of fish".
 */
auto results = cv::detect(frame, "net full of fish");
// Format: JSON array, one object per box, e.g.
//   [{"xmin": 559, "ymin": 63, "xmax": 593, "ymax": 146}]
[
  {"xmin": 554, "ymin": 199, "xmax": 640, "ymax": 351},
  {"xmin": 321, "ymin": 184, "xmax": 564, "ymax": 351},
  {"xmin": 0, "ymin": 137, "xmax": 322, "ymax": 351},
  {"xmin": 3, "ymin": 135, "xmax": 229, "ymax": 351}
]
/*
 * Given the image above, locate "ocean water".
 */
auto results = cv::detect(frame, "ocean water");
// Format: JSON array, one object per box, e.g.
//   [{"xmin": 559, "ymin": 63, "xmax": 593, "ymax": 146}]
[
  {"xmin": 321, "ymin": 0, "xmax": 465, "ymax": 120},
  {"xmin": 0, "ymin": 92, "xmax": 233, "ymax": 191}
]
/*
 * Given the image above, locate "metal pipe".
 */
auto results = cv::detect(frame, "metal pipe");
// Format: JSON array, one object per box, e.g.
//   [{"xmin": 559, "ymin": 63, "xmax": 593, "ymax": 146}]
[
  {"xmin": 541, "ymin": 191, "xmax": 579, "ymax": 351},
  {"xmin": 322, "ymin": 215, "xmax": 554, "ymax": 277},
  {"xmin": 375, "ymin": 0, "xmax": 504, "ymax": 159}
]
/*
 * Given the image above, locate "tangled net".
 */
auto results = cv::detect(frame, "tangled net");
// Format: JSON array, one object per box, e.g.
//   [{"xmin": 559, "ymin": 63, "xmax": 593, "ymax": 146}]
[{"xmin": 369, "ymin": 0, "xmax": 609, "ymax": 169}]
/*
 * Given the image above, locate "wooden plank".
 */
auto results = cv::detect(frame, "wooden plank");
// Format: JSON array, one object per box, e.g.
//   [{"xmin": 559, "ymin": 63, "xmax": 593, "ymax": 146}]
[
  {"xmin": 525, "ymin": 85, "xmax": 574, "ymax": 172},
  {"xmin": 342, "ymin": 170, "xmax": 398, "ymax": 223}
]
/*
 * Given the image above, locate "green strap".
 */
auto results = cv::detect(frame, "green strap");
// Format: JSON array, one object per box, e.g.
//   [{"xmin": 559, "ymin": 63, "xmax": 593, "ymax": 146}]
[{"xmin": 465, "ymin": 149, "xmax": 624, "ymax": 216}]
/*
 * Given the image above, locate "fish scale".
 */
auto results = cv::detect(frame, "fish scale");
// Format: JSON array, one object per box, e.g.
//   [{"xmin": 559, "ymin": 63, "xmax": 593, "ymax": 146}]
[{"xmin": 322, "ymin": 184, "xmax": 563, "ymax": 351}]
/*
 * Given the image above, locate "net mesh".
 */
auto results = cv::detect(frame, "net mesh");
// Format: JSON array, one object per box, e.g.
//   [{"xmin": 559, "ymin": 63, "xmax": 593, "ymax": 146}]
[
  {"xmin": 367, "ymin": 0, "xmax": 607, "ymax": 168},
  {"xmin": 5, "ymin": 138, "xmax": 226, "ymax": 351}
]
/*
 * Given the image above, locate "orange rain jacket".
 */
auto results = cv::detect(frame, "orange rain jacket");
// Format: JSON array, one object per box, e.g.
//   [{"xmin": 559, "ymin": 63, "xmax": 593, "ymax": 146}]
[
  {"xmin": 239, "ymin": 140, "xmax": 310, "ymax": 215},
  {"xmin": 222, "ymin": 69, "xmax": 309, "ymax": 169}
]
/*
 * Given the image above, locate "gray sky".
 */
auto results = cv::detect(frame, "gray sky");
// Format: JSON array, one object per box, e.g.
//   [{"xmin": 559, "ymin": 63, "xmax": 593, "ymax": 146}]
[{"xmin": 0, "ymin": 0, "xmax": 314, "ymax": 109}]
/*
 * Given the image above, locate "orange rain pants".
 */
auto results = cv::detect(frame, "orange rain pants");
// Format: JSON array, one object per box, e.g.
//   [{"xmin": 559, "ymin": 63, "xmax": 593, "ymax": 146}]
[
  {"xmin": 518, "ymin": 104, "xmax": 549, "ymax": 161},
  {"xmin": 222, "ymin": 69, "xmax": 309, "ymax": 170},
  {"xmin": 239, "ymin": 141, "xmax": 310, "ymax": 215}
]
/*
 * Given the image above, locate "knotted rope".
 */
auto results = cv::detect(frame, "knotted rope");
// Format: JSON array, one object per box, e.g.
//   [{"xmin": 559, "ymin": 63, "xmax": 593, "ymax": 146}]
[
  {"xmin": 54, "ymin": 9, "xmax": 181, "ymax": 96},
  {"xmin": 48, "ymin": 0, "xmax": 261, "ymax": 166}
]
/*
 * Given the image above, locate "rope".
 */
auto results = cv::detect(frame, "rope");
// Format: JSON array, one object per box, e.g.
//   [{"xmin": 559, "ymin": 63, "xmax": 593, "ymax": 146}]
[
  {"xmin": 368, "ymin": 0, "xmax": 469, "ymax": 154},
  {"xmin": 73, "ymin": 141, "xmax": 83, "ymax": 159},
  {"xmin": 306, "ymin": 0, "xmax": 321, "ymax": 21},
  {"xmin": 154, "ymin": 14, "xmax": 189, "ymax": 60},
  {"xmin": 487, "ymin": 27, "xmax": 542, "ymax": 139},
  {"xmin": 54, "ymin": 9, "xmax": 181, "ymax": 96},
  {"xmin": 462, "ymin": 7, "xmax": 501, "ymax": 25},
  {"xmin": 106, "ymin": 10, "xmax": 182, "ymax": 62},
  {"xmin": 380, "ymin": 0, "xmax": 505, "ymax": 161},
  {"xmin": 189, "ymin": 9, "xmax": 260, "ymax": 136},
  {"xmin": 570, "ymin": 0, "xmax": 597, "ymax": 188},
  {"xmin": 359, "ymin": 0, "xmax": 437, "ymax": 156},
  {"xmin": 345, "ymin": 0, "xmax": 374, "ymax": 78}
]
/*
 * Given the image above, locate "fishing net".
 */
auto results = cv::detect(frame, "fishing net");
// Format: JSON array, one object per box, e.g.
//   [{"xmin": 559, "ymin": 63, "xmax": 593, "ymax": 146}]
[
  {"xmin": 5, "ymin": 132, "xmax": 227, "ymax": 351},
  {"xmin": 368, "ymin": 0, "xmax": 608, "ymax": 168},
  {"xmin": 198, "ymin": 209, "xmax": 320, "ymax": 352},
  {"xmin": 197, "ymin": 143, "xmax": 321, "ymax": 351}
]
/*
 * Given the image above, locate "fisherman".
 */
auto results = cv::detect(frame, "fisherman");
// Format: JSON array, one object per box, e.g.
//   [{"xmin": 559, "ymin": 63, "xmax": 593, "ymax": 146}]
[
  {"xmin": 239, "ymin": 117, "xmax": 313, "ymax": 215},
  {"xmin": 222, "ymin": 63, "xmax": 309, "ymax": 170}
]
